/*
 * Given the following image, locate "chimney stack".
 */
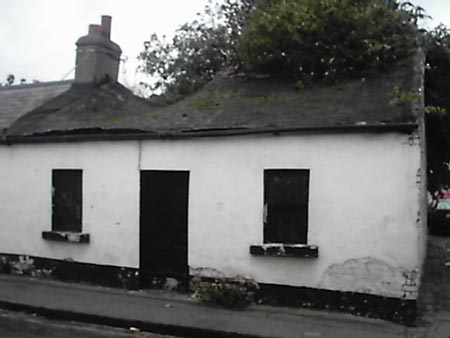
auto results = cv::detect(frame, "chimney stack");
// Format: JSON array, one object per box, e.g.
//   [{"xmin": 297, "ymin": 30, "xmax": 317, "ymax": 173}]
[{"xmin": 75, "ymin": 15, "xmax": 122, "ymax": 84}]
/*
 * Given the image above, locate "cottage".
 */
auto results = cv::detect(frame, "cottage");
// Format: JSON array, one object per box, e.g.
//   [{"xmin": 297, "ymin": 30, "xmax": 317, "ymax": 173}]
[{"xmin": 0, "ymin": 16, "xmax": 427, "ymax": 323}]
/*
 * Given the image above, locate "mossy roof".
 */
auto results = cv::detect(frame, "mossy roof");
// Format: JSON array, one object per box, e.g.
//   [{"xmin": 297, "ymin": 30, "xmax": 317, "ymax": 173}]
[{"xmin": 5, "ymin": 52, "xmax": 424, "ymax": 140}]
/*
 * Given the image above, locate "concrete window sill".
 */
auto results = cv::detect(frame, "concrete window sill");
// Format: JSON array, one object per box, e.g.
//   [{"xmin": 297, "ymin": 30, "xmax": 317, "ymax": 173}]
[
  {"xmin": 250, "ymin": 243, "xmax": 318, "ymax": 258},
  {"xmin": 42, "ymin": 231, "xmax": 90, "ymax": 244}
]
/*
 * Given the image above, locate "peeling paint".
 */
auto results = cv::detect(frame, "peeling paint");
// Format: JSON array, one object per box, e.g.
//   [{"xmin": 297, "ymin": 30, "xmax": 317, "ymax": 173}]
[
  {"xmin": 408, "ymin": 132, "xmax": 421, "ymax": 146},
  {"xmin": 12, "ymin": 256, "xmax": 35, "ymax": 275},
  {"xmin": 402, "ymin": 269, "xmax": 419, "ymax": 298},
  {"xmin": 0, "ymin": 253, "xmax": 139, "ymax": 289},
  {"xmin": 164, "ymin": 277, "xmax": 179, "ymax": 291},
  {"xmin": 250, "ymin": 243, "xmax": 318, "ymax": 257},
  {"xmin": 320, "ymin": 257, "xmax": 418, "ymax": 299},
  {"xmin": 1, "ymin": 255, "xmax": 54, "ymax": 278},
  {"xmin": 416, "ymin": 168, "xmax": 422, "ymax": 185},
  {"xmin": 190, "ymin": 267, "xmax": 226, "ymax": 279}
]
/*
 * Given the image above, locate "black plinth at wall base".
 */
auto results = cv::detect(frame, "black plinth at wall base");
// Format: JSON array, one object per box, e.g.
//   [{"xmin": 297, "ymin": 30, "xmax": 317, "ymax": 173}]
[
  {"xmin": 256, "ymin": 283, "xmax": 417, "ymax": 325},
  {"xmin": 0, "ymin": 253, "xmax": 139, "ymax": 290}
]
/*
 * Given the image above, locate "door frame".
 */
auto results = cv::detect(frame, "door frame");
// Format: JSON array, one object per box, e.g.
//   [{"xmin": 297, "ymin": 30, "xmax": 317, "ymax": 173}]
[{"xmin": 139, "ymin": 169, "xmax": 190, "ymax": 288}]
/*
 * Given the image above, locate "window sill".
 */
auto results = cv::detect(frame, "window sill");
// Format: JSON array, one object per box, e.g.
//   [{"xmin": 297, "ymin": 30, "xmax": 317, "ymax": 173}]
[
  {"xmin": 250, "ymin": 243, "xmax": 318, "ymax": 258},
  {"xmin": 42, "ymin": 231, "xmax": 90, "ymax": 244}
]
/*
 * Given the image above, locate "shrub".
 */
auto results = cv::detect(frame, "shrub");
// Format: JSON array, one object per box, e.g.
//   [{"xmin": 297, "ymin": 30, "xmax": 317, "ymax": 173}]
[{"xmin": 196, "ymin": 277, "xmax": 259, "ymax": 309}]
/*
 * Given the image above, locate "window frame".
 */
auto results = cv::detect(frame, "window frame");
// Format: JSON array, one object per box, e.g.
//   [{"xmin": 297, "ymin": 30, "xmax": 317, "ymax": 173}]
[
  {"xmin": 51, "ymin": 169, "xmax": 83, "ymax": 232},
  {"xmin": 263, "ymin": 169, "xmax": 310, "ymax": 244},
  {"xmin": 42, "ymin": 169, "xmax": 89, "ymax": 243},
  {"xmin": 250, "ymin": 168, "xmax": 318, "ymax": 258}
]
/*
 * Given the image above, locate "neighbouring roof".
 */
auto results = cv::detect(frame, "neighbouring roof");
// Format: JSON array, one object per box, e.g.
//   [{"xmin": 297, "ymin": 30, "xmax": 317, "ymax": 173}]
[
  {"xmin": 4, "ymin": 52, "xmax": 424, "ymax": 141},
  {"xmin": 6, "ymin": 81, "xmax": 164, "ymax": 138},
  {"xmin": 0, "ymin": 80, "xmax": 72, "ymax": 133}
]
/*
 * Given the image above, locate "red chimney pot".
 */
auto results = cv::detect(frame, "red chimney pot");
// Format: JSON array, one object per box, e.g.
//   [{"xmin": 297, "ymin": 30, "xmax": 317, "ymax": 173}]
[
  {"xmin": 88, "ymin": 24, "xmax": 102, "ymax": 36},
  {"xmin": 101, "ymin": 15, "xmax": 112, "ymax": 39}
]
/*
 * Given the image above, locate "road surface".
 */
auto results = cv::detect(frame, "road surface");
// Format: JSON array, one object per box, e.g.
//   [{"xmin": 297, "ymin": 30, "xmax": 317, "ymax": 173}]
[{"xmin": 0, "ymin": 309, "xmax": 178, "ymax": 338}]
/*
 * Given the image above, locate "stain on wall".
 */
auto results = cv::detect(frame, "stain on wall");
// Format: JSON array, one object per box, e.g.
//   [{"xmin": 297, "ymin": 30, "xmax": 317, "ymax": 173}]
[{"xmin": 320, "ymin": 257, "xmax": 419, "ymax": 299}]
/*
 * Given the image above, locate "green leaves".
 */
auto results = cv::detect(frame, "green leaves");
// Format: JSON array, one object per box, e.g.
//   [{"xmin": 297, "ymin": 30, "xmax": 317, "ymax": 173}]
[
  {"xmin": 138, "ymin": 0, "xmax": 439, "ymax": 99},
  {"xmin": 237, "ymin": 0, "xmax": 419, "ymax": 84},
  {"xmin": 138, "ymin": 0, "xmax": 253, "ymax": 101},
  {"xmin": 138, "ymin": 22, "xmax": 231, "ymax": 101}
]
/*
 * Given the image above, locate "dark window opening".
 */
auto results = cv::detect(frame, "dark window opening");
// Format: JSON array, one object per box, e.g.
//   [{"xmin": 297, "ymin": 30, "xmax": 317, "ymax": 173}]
[
  {"xmin": 52, "ymin": 169, "xmax": 82, "ymax": 232},
  {"xmin": 264, "ymin": 169, "xmax": 309, "ymax": 244}
]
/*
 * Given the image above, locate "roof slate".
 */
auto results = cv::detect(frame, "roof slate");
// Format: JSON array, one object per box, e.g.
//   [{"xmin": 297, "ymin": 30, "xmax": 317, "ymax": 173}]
[
  {"xmin": 0, "ymin": 80, "xmax": 71, "ymax": 133},
  {"xmin": 5, "ymin": 52, "xmax": 424, "ymax": 139},
  {"xmin": 148, "ymin": 52, "xmax": 423, "ymax": 134},
  {"xmin": 7, "ymin": 81, "xmax": 163, "ymax": 137}
]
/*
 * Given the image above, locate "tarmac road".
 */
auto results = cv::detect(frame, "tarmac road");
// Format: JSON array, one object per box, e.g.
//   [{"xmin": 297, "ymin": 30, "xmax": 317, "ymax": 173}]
[{"xmin": 0, "ymin": 309, "xmax": 177, "ymax": 338}]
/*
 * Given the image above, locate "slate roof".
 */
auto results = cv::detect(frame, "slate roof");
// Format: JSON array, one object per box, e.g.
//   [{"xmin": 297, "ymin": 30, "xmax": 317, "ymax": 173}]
[
  {"xmin": 148, "ymin": 53, "xmax": 423, "ymax": 134},
  {"xmin": 4, "ymin": 52, "xmax": 424, "ymax": 141},
  {"xmin": 0, "ymin": 80, "xmax": 72, "ymax": 134},
  {"xmin": 7, "ymin": 81, "xmax": 164, "ymax": 137}
]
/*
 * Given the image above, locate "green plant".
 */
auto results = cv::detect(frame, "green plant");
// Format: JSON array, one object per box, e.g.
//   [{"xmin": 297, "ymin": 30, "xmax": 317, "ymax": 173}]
[
  {"xmin": 196, "ymin": 278, "xmax": 258, "ymax": 309},
  {"xmin": 139, "ymin": 0, "xmax": 429, "ymax": 99},
  {"xmin": 238, "ymin": 0, "xmax": 420, "ymax": 83},
  {"xmin": 138, "ymin": 0, "xmax": 253, "ymax": 101},
  {"xmin": 425, "ymin": 105, "xmax": 448, "ymax": 116},
  {"xmin": 389, "ymin": 86, "xmax": 422, "ymax": 107}
]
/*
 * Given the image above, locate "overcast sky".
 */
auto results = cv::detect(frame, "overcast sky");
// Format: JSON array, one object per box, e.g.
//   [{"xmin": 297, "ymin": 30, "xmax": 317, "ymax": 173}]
[{"xmin": 0, "ymin": 0, "xmax": 449, "ymax": 91}]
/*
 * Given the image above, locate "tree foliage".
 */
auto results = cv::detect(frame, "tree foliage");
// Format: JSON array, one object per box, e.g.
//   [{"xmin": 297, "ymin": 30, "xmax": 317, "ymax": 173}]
[
  {"xmin": 238, "ymin": 0, "xmax": 422, "ymax": 86},
  {"xmin": 138, "ymin": 0, "xmax": 253, "ymax": 101},
  {"xmin": 1, "ymin": 74, "xmax": 29, "ymax": 87},
  {"xmin": 138, "ymin": 0, "xmax": 434, "ymax": 100},
  {"xmin": 424, "ymin": 28, "xmax": 450, "ymax": 193}
]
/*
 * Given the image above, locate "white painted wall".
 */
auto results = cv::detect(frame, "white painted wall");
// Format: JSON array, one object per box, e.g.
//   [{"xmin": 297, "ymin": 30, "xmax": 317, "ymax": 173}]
[
  {"xmin": 0, "ymin": 141, "xmax": 140, "ymax": 268},
  {"xmin": 0, "ymin": 131, "xmax": 425, "ymax": 299},
  {"xmin": 139, "ymin": 132, "xmax": 424, "ymax": 299}
]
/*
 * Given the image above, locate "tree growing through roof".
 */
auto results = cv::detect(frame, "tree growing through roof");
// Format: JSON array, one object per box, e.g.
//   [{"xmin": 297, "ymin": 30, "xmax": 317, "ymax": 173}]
[
  {"xmin": 138, "ymin": 0, "xmax": 253, "ymax": 102},
  {"xmin": 238, "ymin": 0, "xmax": 422, "ymax": 86},
  {"xmin": 138, "ymin": 0, "xmax": 427, "ymax": 101},
  {"xmin": 138, "ymin": 0, "xmax": 450, "ymax": 194}
]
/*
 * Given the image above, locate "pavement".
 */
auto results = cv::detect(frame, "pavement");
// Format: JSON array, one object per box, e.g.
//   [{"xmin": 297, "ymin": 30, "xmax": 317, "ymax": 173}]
[{"xmin": 0, "ymin": 274, "xmax": 448, "ymax": 338}]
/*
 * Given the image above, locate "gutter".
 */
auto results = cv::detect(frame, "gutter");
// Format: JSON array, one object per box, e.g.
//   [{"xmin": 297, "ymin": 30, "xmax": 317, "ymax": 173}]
[{"xmin": 1, "ymin": 123, "xmax": 418, "ymax": 145}]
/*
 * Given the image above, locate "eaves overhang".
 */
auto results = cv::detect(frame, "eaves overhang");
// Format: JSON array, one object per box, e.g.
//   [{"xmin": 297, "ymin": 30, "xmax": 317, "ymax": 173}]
[{"xmin": 1, "ymin": 123, "xmax": 418, "ymax": 145}]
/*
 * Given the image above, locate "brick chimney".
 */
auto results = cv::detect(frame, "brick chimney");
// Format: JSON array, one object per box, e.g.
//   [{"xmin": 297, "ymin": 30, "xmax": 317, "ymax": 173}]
[{"xmin": 75, "ymin": 16, "xmax": 122, "ymax": 84}]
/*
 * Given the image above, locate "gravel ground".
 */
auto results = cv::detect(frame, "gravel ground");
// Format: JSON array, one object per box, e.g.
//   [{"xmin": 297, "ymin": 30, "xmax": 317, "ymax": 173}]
[{"xmin": 418, "ymin": 235, "xmax": 450, "ymax": 314}]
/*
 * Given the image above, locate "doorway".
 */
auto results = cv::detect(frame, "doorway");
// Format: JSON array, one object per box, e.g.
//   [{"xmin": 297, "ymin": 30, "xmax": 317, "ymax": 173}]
[{"xmin": 140, "ymin": 170, "xmax": 189, "ymax": 287}]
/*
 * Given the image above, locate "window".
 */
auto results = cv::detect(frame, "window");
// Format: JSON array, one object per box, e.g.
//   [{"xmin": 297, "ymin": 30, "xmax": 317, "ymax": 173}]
[
  {"xmin": 264, "ymin": 169, "xmax": 309, "ymax": 244},
  {"xmin": 250, "ymin": 169, "xmax": 317, "ymax": 258},
  {"xmin": 52, "ymin": 169, "xmax": 82, "ymax": 232},
  {"xmin": 43, "ymin": 169, "xmax": 89, "ymax": 243}
]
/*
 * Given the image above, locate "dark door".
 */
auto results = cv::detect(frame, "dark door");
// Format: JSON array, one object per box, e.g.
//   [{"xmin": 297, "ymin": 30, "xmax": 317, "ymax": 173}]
[{"xmin": 140, "ymin": 170, "xmax": 189, "ymax": 287}]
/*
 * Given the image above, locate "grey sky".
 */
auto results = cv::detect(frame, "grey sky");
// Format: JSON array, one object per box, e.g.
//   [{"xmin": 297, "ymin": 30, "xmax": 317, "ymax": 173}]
[
  {"xmin": 0, "ymin": 0, "xmax": 449, "ymax": 91},
  {"xmin": 0, "ymin": 0, "xmax": 210, "ymax": 88}
]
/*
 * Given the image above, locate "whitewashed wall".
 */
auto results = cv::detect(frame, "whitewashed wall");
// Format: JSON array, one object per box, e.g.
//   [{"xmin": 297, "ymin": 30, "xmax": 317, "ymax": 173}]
[
  {"xmin": 0, "ymin": 131, "xmax": 425, "ymax": 299},
  {"xmin": 0, "ymin": 141, "xmax": 140, "ymax": 268}
]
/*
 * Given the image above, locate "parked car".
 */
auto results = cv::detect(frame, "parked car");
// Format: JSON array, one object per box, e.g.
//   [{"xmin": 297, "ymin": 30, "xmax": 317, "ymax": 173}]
[{"xmin": 428, "ymin": 198, "xmax": 450, "ymax": 235}]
